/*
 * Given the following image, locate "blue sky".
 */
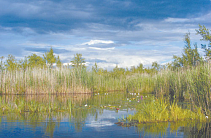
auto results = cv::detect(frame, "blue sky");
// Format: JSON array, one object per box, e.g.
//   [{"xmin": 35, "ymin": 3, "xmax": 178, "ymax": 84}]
[{"xmin": 1, "ymin": 0, "xmax": 211, "ymax": 69}]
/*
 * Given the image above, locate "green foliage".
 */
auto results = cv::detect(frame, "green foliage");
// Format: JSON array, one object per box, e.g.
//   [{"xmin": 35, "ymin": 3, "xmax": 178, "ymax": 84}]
[
  {"xmin": 5, "ymin": 55, "xmax": 18, "ymax": 71},
  {"xmin": 43, "ymin": 47, "xmax": 56, "ymax": 68},
  {"xmin": 1, "ymin": 48, "xmax": 62, "ymax": 70},
  {"xmin": 152, "ymin": 61, "xmax": 160, "ymax": 72},
  {"xmin": 196, "ymin": 24, "xmax": 211, "ymax": 60},
  {"xmin": 70, "ymin": 53, "xmax": 86, "ymax": 69},
  {"xmin": 19, "ymin": 56, "xmax": 28, "ymax": 70},
  {"xmin": 196, "ymin": 24, "xmax": 211, "ymax": 42},
  {"xmin": 130, "ymin": 63, "xmax": 144, "ymax": 73},
  {"xmin": 127, "ymin": 98, "xmax": 206, "ymax": 123},
  {"xmin": 28, "ymin": 53, "xmax": 46, "ymax": 68},
  {"xmin": 112, "ymin": 65, "xmax": 125, "ymax": 78},
  {"xmin": 137, "ymin": 63, "xmax": 144, "ymax": 73},
  {"xmin": 56, "ymin": 55, "xmax": 62, "ymax": 68},
  {"xmin": 172, "ymin": 33, "xmax": 202, "ymax": 68}
]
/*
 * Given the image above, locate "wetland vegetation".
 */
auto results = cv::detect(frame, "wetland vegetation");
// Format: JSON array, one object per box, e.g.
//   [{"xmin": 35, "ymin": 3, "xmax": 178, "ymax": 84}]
[{"xmin": 1, "ymin": 25, "xmax": 211, "ymax": 137}]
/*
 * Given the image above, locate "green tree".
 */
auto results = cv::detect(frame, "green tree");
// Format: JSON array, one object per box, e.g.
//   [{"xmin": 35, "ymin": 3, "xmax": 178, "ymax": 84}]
[
  {"xmin": 112, "ymin": 65, "xmax": 125, "ymax": 77},
  {"xmin": 70, "ymin": 53, "xmax": 86, "ymax": 68},
  {"xmin": 172, "ymin": 33, "xmax": 201, "ymax": 68},
  {"xmin": 196, "ymin": 24, "xmax": 211, "ymax": 60},
  {"xmin": 43, "ymin": 47, "xmax": 56, "ymax": 68},
  {"xmin": 152, "ymin": 61, "xmax": 160, "ymax": 71},
  {"xmin": 5, "ymin": 55, "xmax": 18, "ymax": 71},
  {"xmin": 196, "ymin": 24, "xmax": 211, "ymax": 42},
  {"xmin": 130, "ymin": 63, "xmax": 144, "ymax": 74},
  {"xmin": 56, "ymin": 55, "xmax": 62, "ymax": 68},
  {"xmin": 19, "ymin": 56, "xmax": 28, "ymax": 70},
  {"xmin": 28, "ymin": 54, "xmax": 46, "ymax": 68},
  {"xmin": 137, "ymin": 63, "xmax": 144, "ymax": 73}
]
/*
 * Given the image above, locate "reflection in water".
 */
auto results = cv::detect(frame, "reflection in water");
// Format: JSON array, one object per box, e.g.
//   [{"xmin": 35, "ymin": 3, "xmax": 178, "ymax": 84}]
[{"xmin": 0, "ymin": 93, "xmax": 210, "ymax": 137}]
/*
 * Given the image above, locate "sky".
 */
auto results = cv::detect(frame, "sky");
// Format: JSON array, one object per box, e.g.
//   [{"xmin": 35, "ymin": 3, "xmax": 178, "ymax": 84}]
[{"xmin": 1, "ymin": 0, "xmax": 211, "ymax": 70}]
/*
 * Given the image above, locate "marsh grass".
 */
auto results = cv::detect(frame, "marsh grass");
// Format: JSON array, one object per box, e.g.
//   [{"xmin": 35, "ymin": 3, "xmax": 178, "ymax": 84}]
[
  {"xmin": 126, "ymin": 63, "xmax": 211, "ymax": 112},
  {"xmin": 127, "ymin": 98, "xmax": 207, "ymax": 123},
  {"xmin": 1, "ymin": 62, "xmax": 211, "ymax": 113},
  {"xmin": 0, "ymin": 67, "xmax": 128, "ymax": 94}
]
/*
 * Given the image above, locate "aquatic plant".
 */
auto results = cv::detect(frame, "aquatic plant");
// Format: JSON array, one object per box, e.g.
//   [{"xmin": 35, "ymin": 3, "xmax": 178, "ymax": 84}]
[{"xmin": 126, "ymin": 98, "xmax": 207, "ymax": 123}]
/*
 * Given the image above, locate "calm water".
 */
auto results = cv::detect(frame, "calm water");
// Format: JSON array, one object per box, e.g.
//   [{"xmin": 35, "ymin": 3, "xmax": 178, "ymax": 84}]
[{"xmin": 0, "ymin": 93, "xmax": 209, "ymax": 138}]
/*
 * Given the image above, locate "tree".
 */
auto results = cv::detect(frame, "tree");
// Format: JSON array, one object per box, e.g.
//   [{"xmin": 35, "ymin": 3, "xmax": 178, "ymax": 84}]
[
  {"xmin": 5, "ymin": 55, "xmax": 18, "ymax": 71},
  {"xmin": 172, "ymin": 33, "xmax": 201, "ymax": 68},
  {"xmin": 152, "ymin": 61, "xmax": 160, "ymax": 71},
  {"xmin": 43, "ymin": 47, "xmax": 56, "ymax": 68},
  {"xmin": 196, "ymin": 24, "xmax": 211, "ymax": 60},
  {"xmin": 112, "ymin": 65, "xmax": 125, "ymax": 77},
  {"xmin": 70, "ymin": 53, "xmax": 86, "ymax": 68},
  {"xmin": 196, "ymin": 24, "xmax": 211, "ymax": 42},
  {"xmin": 28, "ymin": 53, "xmax": 46, "ymax": 68},
  {"xmin": 56, "ymin": 55, "xmax": 62, "ymax": 68},
  {"xmin": 19, "ymin": 56, "xmax": 28, "ymax": 70},
  {"xmin": 137, "ymin": 63, "xmax": 144, "ymax": 73},
  {"xmin": 130, "ymin": 63, "xmax": 144, "ymax": 73}
]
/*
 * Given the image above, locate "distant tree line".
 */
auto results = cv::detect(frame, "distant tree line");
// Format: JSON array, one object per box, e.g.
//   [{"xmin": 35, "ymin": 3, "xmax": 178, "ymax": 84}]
[
  {"xmin": 0, "ymin": 48, "xmax": 86, "ymax": 71},
  {"xmin": 0, "ymin": 47, "xmax": 61, "ymax": 71}
]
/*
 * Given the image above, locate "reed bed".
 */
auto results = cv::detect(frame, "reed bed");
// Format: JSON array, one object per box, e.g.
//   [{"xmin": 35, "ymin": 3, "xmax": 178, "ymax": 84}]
[
  {"xmin": 1, "ymin": 62, "xmax": 211, "ymax": 112},
  {"xmin": 0, "ymin": 67, "xmax": 126, "ymax": 94},
  {"xmin": 125, "ymin": 63, "xmax": 211, "ymax": 112}
]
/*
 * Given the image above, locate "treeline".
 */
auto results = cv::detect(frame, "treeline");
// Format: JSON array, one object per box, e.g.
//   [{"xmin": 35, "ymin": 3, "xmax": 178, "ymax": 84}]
[{"xmin": 0, "ymin": 48, "xmax": 62, "ymax": 70}]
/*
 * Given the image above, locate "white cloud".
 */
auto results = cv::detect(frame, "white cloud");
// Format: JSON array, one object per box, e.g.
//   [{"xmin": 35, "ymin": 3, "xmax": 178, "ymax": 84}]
[
  {"xmin": 1, "ymin": 6, "xmax": 211, "ymax": 70},
  {"xmin": 164, "ymin": 18, "xmax": 191, "ymax": 23},
  {"xmin": 82, "ymin": 40, "xmax": 114, "ymax": 45},
  {"xmin": 88, "ymin": 47, "xmax": 115, "ymax": 50}
]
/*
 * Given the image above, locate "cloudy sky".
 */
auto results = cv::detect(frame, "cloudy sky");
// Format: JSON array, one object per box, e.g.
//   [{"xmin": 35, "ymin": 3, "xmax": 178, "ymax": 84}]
[{"xmin": 1, "ymin": 0, "xmax": 211, "ymax": 69}]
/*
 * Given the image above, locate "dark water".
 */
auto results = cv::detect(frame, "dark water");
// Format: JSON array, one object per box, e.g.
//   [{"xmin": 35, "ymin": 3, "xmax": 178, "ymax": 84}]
[{"xmin": 0, "ymin": 93, "xmax": 210, "ymax": 138}]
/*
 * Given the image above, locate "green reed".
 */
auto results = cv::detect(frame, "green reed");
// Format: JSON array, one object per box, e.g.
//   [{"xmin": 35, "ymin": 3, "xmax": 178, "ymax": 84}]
[
  {"xmin": 1, "ymin": 63, "xmax": 211, "ymax": 113},
  {"xmin": 125, "ymin": 63, "xmax": 211, "ymax": 112},
  {"xmin": 0, "ymin": 67, "xmax": 128, "ymax": 94}
]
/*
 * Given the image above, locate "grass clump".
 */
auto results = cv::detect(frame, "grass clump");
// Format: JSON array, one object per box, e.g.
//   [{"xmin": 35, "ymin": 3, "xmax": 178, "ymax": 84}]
[{"xmin": 127, "ymin": 98, "xmax": 207, "ymax": 123}]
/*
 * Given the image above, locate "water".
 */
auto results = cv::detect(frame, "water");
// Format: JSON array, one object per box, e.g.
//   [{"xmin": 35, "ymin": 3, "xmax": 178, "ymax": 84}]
[{"xmin": 0, "ymin": 93, "xmax": 209, "ymax": 138}]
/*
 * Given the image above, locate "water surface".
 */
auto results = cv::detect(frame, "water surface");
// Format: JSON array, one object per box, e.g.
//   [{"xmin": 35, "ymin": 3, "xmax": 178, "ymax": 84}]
[{"xmin": 0, "ymin": 93, "xmax": 209, "ymax": 138}]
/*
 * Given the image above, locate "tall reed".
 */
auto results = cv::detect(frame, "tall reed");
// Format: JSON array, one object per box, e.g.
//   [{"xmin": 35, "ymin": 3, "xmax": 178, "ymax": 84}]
[
  {"xmin": 127, "ymin": 63, "xmax": 211, "ymax": 111},
  {"xmin": 0, "ymin": 67, "xmax": 127, "ymax": 94},
  {"xmin": 1, "ymin": 62, "xmax": 211, "ymax": 112}
]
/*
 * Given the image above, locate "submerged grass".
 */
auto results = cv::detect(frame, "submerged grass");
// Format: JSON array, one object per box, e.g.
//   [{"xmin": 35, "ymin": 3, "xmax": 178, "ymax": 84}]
[{"xmin": 127, "ymin": 98, "xmax": 207, "ymax": 123}]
